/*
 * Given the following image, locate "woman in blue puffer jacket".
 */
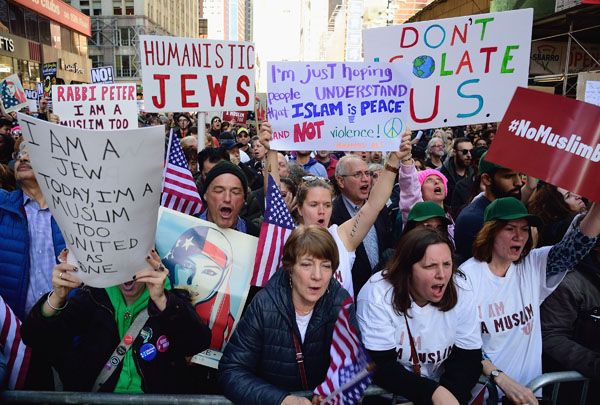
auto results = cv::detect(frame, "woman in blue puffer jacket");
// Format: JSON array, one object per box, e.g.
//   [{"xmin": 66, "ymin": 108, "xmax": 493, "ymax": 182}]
[{"xmin": 218, "ymin": 225, "xmax": 358, "ymax": 405}]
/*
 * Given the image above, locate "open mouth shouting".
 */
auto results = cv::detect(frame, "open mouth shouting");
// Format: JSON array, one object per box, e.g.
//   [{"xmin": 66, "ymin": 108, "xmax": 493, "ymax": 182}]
[
  {"xmin": 122, "ymin": 280, "xmax": 135, "ymax": 291},
  {"xmin": 431, "ymin": 283, "xmax": 446, "ymax": 300}
]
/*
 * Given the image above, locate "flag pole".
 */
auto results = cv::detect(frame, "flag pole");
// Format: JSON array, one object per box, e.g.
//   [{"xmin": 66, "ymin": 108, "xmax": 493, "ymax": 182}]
[{"xmin": 319, "ymin": 363, "xmax": 376, "ymax": 404}]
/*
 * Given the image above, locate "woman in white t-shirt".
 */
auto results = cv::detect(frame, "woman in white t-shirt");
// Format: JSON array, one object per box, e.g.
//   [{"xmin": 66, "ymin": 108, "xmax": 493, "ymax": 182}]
[
  {"xmin": 458, "ymin": 197, "xmax": 600, "ymax": 405},
  {"xmin": 259, "ymin": 122, "xmax": 413, "ymax": 297},
  {"xmin": 357, "ymin": 227, "xmax": 482, "ymax": 405}
]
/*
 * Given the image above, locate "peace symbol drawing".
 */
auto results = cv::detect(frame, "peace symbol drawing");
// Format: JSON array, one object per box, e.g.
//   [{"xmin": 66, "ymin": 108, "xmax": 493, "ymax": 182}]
[{"xmin": 383, "ymin": 117, "xmax": 404, "ymax": 139}]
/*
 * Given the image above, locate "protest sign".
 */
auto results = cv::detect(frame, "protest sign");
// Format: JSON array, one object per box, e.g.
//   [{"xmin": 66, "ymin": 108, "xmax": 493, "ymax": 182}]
[
  {"xmin": 139, "ymin": 35, "xmax": 255, "ymax": 112},
  {"xmin": 25, "ymin": 89, "xmax": 38, "ymax": 111},
  {"xmin": 363, "ymin": 9, "xmax": 533, "ymax": 129},
  {"xmin": 255, "ymin": 93, "xmax": 267, "ymax": 121},
  {"xmin": 267, "ymin": 61, "xmax": 412, "ymax": 152},
  {"xmin": 155, "ymin": 207, "xmax": 256, "ymax": 368},
  {"xmin": 222, "ymin": 111, "xmax": 247, "ymax": 124},
  {"xmin": 585, "ymin": 81, "xmax": 600, "ymax": 106},
  {"xmin": 486, "ymin": 87, "xmax": 600, "ymax": 203},
  {"xmin": 17, "ymin": 113, "xmax": 164, "ymax": 287},
  {"xmin": 0, "ymin": 74, "xmax": 28, "ymax": 113},
  {"xmin": 52, "ymin": 83, "xmax": 138, "ymax": 130},
  {"xmin": 90, "ymin": 66, "xmax": 114, "ymax": 84},
  {"xmin": 42, "ymin": 62, "xmax": 57, "ymax": 105}
]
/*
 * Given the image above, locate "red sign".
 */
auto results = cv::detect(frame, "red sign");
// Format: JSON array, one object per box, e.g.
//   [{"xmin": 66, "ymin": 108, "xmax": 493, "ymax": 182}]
[
  {"xmin": 222, "ymin": 111, "xmax": 247, "ymax": 124},
  {"xmin": 487, "ymin": 87, "xmax": 600, "ymax": 203},
  {"xmin": 12, "ymin": 0, "xmax": 91, "ymax": 37}
]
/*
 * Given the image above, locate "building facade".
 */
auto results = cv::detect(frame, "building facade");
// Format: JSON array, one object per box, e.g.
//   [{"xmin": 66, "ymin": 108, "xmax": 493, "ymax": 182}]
[
  {"xmin": 65, "ymin": 0, "xmax": 198, "ymax": 84},
  {"xmin": 0, "ymin": 0, "xmax": 91, "ymax": 88}
]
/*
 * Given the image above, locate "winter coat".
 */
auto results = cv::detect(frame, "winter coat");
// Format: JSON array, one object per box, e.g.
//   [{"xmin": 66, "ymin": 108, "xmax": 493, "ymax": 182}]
[
  {"xmin": 0, "ymin": 189, "xmax": 65, "ymax": 319},
  {"xmin": 218, "ymin": 268, "xmax": 357, "ymax": 404},
  {"xmin": 21, "ymin": 287, "xmax": 211, "ymax": 393}
]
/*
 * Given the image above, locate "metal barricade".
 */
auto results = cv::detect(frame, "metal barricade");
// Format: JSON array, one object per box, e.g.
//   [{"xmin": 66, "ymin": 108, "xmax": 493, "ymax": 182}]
[{"xmin": 526, "ymin": 371, "xmax": 590, "ymax": 405}]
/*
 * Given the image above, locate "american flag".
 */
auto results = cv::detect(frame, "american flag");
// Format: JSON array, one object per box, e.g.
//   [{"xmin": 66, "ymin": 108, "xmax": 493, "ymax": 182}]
[
  {"xmin": 0, "ymin": 295, "xmax": 31, "ymax": 389},
  {"xmin": 251, "ymin": 173, "xmax": 295, "ymax": 287},
  {"xmin": 161, "ymin": 130, "xmax": 203, "ymax": 215},
  {"xmin": 314, "ymin": 297, "xmax": 374, "ymax": 405}
]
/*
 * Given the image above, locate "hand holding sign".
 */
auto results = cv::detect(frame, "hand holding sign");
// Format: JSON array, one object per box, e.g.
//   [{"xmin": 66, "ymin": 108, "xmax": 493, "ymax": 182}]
[
  {"xmin": 17, "ymin": 113, "xmax": 164, "ymax": 288},
  {"xmin": 44, "ymin": 248, "xmax": 82, "ymax": 315},
  {"xmin": 134, "ymin": 250, "xmax": 169, "ymax": 311}
]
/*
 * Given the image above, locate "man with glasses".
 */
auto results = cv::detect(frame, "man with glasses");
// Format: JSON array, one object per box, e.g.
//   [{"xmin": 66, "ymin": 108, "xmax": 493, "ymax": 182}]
[
  {"xmin": 236, "ymin": 128, "xmax": 252, "ymax": 162},
  {"xmin": 175, "ymin": 114, "xmax": 192, "ymax": 138},
  {"xmin": 331, "ymin": 155, "xmax": 393, "ymax": 294},
  {"xmin": 209, "ymin": 116, "xmax": 222, "ymax": 140},
  {"xmin": 425, "ymin": 138, "xmax": 445, "ymax": 169},
  {"xmin": 440, "ymin": 137, "xmax": 474, "ymax": 205},
  {"xmin": 0, "ymin": 144, "xmax": 65, "ymax": 319}
]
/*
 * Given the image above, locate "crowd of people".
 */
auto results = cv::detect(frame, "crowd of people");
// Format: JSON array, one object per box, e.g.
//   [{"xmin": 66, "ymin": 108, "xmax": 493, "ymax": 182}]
[{"xmin": 0, "ymin": 100, "xmax": 598, "ymax": 405}]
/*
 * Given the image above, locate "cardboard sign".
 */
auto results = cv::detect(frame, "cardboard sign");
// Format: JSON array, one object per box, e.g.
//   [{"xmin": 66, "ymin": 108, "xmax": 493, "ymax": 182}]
[
  {"xmin": 52, "ymin": 83, "xmax": 138, "ymax": 130},
  {"xmin": 267, "ymin": 61, "xmax": 412, "ymax": 151},
  {"xmin": 90, "ymin": 66, "xmax": 115, "ymax": 84},
  {"xmin": 17, "ymin": 113, "xmax": 164, "ymax": 287},
  {"xmin": 585, "ymin": 81, "xmax": 600, "ymax": 106},
  {"xmin": 363, "ymin": 9, "xmax": 533, "ymax": 129},
  {"xmin": 155, "ymin": 207, "xmax": 256, "ymax": 368},
  {"xmin": 139, "ymin": 35, "xmax": 255, "ymax": 112},
  {"xmin": 486, "ymin": 87, "xmax": 600, "ymax": 203},
  {"xmin": 0, "ymin": 74, "xmax": 28, "ymax": 113},
  {"xmin": 25, "ymin": 89, "xmax": 38, "ymax": 111},
  {"xmin": 222, "ymin": 111, "xmax": 247, "ymax": 124}
]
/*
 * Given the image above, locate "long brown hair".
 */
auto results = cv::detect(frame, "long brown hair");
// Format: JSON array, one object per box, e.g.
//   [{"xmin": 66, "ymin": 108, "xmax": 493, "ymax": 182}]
[
  {"xmin": 472, "ymin": 219, "xmax": 533, "ymax": 264},
  {"xmin": 383, "ymin": 227, "xmax": 460, "ymax": 316}
]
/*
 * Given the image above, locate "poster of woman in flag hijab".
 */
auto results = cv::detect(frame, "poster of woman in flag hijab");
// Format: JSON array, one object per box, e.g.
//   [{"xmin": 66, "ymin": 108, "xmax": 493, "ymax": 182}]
[{"xmin": 155, "ymin": 207, "xmax": 257, "ymax": 368}]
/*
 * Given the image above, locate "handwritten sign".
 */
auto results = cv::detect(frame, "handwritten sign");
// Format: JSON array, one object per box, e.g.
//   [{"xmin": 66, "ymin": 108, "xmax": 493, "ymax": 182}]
[
  {"xmin": 486, "ymin": 87, "xmax": 600, "ymax": 203},
  {"xmin": 25, "ymin": 89, "xmax": 38, "ymax": 111},
  {"xmin": 139, "ymin": 35, "xmax": 255, "ymax": 112},
  {"xmin": 155, "ymin": 207, "xmax": 256, "ymax": 368},
  {"xmin": 90, "ymin": 66, "xmax": 115, "ymax": 84},
  {"xmin": 585, "ymin": 81, "xmax": 600, "ymax": 106},
  {"xmin": 17, "ymin": 113, "xmax": 164, "ymax": 287},
  {"xmin": 52, "ymin": 83, "xmax": 138, "ymax": 130},
  {"xmin": 363, "ymin": 9, "xmax": 533, "ymax": 129},
  {"xmin": 0, "ymin": 74, "xmax": 28, "ymax": 113},
  {"xmin": 267, "ymin": 61, "xmax": 412, "ymax": 151}
]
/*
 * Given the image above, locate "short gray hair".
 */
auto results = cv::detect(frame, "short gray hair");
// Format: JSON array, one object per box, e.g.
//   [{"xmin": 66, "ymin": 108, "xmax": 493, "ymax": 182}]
[{"xmin": 335, "ymin": 154, "xmax": 364, "ymax": 178}]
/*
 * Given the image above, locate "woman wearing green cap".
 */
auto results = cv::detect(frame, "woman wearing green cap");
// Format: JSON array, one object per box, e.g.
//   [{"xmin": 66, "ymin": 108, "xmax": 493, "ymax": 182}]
[{"xmin": 457, "ymin": 197, "xmax": 600, "ymax": 405}]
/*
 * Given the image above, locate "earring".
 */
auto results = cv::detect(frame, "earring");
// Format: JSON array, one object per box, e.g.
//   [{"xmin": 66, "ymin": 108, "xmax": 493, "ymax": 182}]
[{"xmin": 289, "ymin": 276, "xmax": 292, "ymax": 290}]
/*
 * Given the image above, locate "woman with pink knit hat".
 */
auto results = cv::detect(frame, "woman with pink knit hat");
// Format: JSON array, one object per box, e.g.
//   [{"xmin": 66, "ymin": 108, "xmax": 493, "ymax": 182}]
[{"xmin": 398, "ymin": 163, "xmax": 456, "ymax": 242}]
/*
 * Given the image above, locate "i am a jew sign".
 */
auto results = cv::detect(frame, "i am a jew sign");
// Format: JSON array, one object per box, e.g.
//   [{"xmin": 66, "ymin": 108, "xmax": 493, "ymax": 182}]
[
  {"xmin": 267, "ymin": 61, "xmax": 412, "ymax": 151},
  {"xmin": 140, "ymin": 36, "xmax": 255, "ymax": 112},
  {"xmin": 17, "ymin": 113, "xmax": 164, "ymax": 287},
  {"xmin": 52, "ymin": 83, "xmax": 138, "ymax": 130},
  {"xmin": 363, "ymin": 9, "xmax": 533, "ymax": 129}
]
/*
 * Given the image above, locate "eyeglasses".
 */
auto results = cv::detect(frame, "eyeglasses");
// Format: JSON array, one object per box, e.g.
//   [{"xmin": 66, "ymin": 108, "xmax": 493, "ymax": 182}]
[
  {"xmin": 340, "ymin": 171, "xmax": 371, "ymax": 179},
  {"xmin": 431, "ymin": 144, "xmax": 444, "ymax": 148},
  {"xmin": 16, "ymin": 150, "xmax": 28, "ymax": 159},
  {"xmin": 458, "ymin": 149, "xmax": 472, "ymax": 155}
]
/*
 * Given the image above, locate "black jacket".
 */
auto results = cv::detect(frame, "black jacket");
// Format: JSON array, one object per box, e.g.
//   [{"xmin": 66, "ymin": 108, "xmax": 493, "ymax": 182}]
[
  {"xmin": 440, "ymin": 158, "xmax": 474, "ymax": 207},
  {"xmin": 330, "ymin": 196, "xmax": 393, "ymax": 296},
  {"xmin": 218, "ymin": 268, "xmax": 357, "ymax": 405},
  {"xmin": 21, "ymin": 287, "xmax": 211, "ymax": 393}
]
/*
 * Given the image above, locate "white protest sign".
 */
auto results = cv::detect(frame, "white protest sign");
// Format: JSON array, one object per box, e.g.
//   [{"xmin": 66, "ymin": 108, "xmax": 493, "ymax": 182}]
[
  {"xmin": 17, "ymin": 113, "xmax": 164, "ymax": 288},
  {"xmin": 363, "ymin": 8, "xmax": 533, "ymax": 129},
  {"xmin": 90, "ymin": 66, "xmax": 114, "ymax": 84},
  {"xmin": 267, "ymin": 61, "xmax": 412, "ymax": 152},
  {"xmin": 52, "ymin": 83, "xmax": 138, "ymax": 130},
  {"xmin": 139, "ymin": 35, "xmax": 255, "ymax": 112},
  {"xmin": 25, "ymin": 89, "xmax": 38, "ymax": 111},
  {"xmin": 585, "ymin": 81, "xmax": 600, "ymax": 107}
]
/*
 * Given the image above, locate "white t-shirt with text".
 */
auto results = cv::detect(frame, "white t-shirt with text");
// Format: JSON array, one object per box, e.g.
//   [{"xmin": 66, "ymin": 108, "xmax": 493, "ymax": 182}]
[
  {"xmin": 328, "ymin": 224, "xmax": 356, "ymax": 297},
  {"xmin": 457, "ymin": 246, "xmax": 564, "ymax": 394},
  {"xmin": 357, "ymin": 271, "xmax": 481, "ymax": 379}
]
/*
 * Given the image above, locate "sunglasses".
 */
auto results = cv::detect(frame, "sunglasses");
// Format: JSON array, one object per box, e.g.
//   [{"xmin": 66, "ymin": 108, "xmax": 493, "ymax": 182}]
[{"xmin": 458, "ymin": 149, "xmax": 472, "ymax": 155}]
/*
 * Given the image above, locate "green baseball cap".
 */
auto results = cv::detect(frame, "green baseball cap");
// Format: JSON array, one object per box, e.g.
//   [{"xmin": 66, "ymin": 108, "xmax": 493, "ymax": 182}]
[
  {"xmin": 478, "ymin": 151, "xmax": 506, "ymax": 175},
  {"xmin": 484, "ymin": 197, "xmax": 544, "ymax": 228},
  {"xmin": 407, "ymin": 201, "xmax": 451, "ymax": 225}
]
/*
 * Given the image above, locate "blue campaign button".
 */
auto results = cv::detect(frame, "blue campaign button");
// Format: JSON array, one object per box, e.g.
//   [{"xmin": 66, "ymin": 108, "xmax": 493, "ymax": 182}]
[{"xmin": 139, "ymin": 343, "xmax": 157, "ymax": 361}]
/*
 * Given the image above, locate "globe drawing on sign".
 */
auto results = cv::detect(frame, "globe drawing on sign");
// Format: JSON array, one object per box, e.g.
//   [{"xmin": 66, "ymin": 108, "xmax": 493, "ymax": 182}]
[{"xmin": 412, "ymin": 55, "xmax": 435, "ymax": 79}]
